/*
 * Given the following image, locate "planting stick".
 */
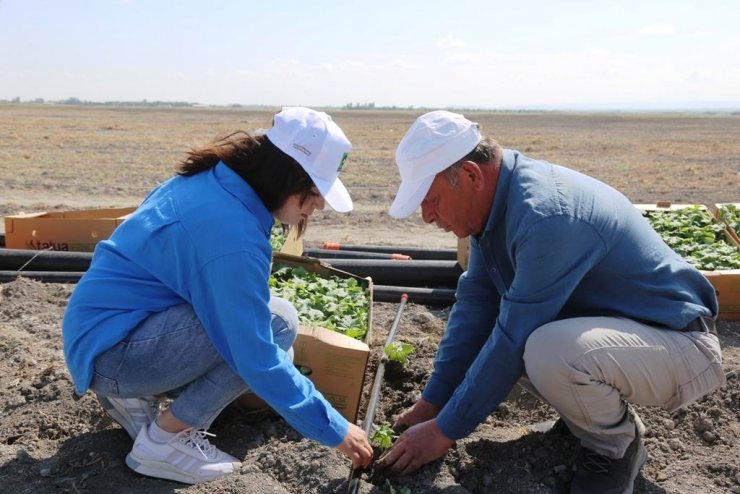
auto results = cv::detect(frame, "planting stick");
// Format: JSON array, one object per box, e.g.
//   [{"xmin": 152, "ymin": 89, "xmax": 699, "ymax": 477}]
[{"xmin": 347, "ymin": 294, "xmax": 408, "ymax": 494}]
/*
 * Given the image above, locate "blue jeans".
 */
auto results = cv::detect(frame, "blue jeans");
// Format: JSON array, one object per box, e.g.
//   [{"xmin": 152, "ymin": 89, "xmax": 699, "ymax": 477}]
[{"xmin": 89, "ymin": 296, "xmax": 298, "ymax": 429}]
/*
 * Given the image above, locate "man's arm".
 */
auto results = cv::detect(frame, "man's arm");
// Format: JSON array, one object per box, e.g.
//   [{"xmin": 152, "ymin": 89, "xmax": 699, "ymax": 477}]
[
  {"xmin": 436, "ymin": 216, "xmax": 607, "ymax": 439},
  {"xmin": 422, "ymin": 239, "xmax": 501, "ymax": 407}
]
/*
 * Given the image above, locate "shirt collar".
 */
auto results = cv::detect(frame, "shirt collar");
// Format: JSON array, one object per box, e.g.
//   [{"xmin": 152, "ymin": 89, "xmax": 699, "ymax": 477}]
[
  {"xmin": 213, "ymin": 161, "xmax": 275, "ymax": 236},
  {"xmin": 478, "ymin": 149, "xmax": 517, "ymax": 239}
]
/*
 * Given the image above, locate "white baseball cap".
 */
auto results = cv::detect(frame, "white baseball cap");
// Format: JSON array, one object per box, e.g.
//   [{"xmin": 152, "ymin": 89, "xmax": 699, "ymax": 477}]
[
  {"xmin": 389, "ymin": 110, "xmax": 481, "ymax": 219},
  {"xmin": 267, "ymin": 107, "xmax": 353, "ymax": 212}
]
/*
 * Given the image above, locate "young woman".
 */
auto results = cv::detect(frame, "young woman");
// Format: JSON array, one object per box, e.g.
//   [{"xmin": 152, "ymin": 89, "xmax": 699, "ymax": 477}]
[{"xmin": 62, "ymin": 107, "xmax": 373, "ymax": 484}]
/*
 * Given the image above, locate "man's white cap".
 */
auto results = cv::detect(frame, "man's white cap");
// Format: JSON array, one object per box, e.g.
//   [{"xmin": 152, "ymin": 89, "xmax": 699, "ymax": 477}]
[
  {"xmin": 389, "ymin": 110, "xmax": 481, "ymax": 218},
  {"xmin": 267, "ymin": 107, "xmax": 353, "ymax": 212}
]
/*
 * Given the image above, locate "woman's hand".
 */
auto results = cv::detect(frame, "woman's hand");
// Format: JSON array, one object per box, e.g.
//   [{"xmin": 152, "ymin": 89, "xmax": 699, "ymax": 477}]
[{"xmin": 336, "ymin": 423, "xmax": 374, "ymax": 468}]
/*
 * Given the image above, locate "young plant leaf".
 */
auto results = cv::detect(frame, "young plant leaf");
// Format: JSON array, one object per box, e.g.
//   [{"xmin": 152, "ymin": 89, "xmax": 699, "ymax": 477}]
[{"xmin": 384, "ymin": 341, "xmax": 415, "ymax": 366}]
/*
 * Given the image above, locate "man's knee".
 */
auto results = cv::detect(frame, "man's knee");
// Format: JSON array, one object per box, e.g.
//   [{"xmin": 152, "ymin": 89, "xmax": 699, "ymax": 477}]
[{"xmin": 523, "ymin": 320, "xmax": 573, "ymax": 383}]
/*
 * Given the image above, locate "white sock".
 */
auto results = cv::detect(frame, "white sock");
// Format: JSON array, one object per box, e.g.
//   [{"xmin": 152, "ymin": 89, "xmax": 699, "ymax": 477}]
[{"xmin": 148, "ymin": 420, "xmax": 177, "ymax": 444}]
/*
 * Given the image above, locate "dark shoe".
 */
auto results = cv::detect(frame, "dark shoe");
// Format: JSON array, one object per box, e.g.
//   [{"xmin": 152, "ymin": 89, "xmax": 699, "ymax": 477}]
[
  {"xmin": 570, "ymin": 433, "xmax": 647, "ymax": 494},
  {"xmin": 548, "ymin": 417, "xmax": 572, "ymax": 436}
]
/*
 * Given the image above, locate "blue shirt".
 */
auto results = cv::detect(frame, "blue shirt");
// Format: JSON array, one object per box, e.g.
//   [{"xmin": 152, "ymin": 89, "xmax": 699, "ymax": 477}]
[
  {"xmin": 63, "ymin": 162, "xmax": 347, "ymax": 446},
  {"xmin": 424, "ymin": 150, "xmax": 718, "ymax": 440}
]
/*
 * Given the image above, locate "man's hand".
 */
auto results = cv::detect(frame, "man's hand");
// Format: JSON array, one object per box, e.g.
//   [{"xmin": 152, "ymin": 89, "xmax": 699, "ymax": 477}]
[
  {"xmin": 336, "ymin": 423, "xmax": 374, "ymax": 469},
  {"xmin": 393, "ymin": 398, "xmax": 441, "ymax": 431},
  {"xmin": 377, "ymin": 419, "xmax": 454, "ymax": 474}
]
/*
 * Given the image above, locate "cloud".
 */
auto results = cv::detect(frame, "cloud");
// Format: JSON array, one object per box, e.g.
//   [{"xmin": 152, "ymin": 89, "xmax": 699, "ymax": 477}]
[
  {"xmin": 436, "ymin": 36, "xmax": 466, "ymax": 50},
  {"xmin": 639, "ymin": 24, "xmax": 677, "ymax": 35}
]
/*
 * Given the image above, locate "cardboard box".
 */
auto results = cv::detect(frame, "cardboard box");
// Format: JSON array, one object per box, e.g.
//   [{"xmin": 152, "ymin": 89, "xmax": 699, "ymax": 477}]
[
  {"xmin": 279, "ymin": 225, "xmax": 304, "ymax": 256},
  {"xmin": 4, "ymin": 207, "xmax": 136, "ymax": 252},
  {"xmin": 636, "ymin": 202, "xmax": 740, "ymax": 321},
  {"xmin": 457, "ymin": 236, "xmax": 470, "ymax": 270},
  {"xmin": 239, "ymin": 252, "xmax": 373, "ymax": 422}
]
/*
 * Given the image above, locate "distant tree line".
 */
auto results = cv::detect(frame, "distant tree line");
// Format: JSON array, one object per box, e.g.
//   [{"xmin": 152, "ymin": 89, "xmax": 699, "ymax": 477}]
[{"xmin": 1, "ymin": 97, "xmax": 198, "ymax": 108}]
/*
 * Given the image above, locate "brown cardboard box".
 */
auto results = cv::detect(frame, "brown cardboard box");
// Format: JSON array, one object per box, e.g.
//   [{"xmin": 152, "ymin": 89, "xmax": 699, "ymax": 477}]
[
  {"xmin": 636, "ymin": 202, "xmax": 740, "ymax": 321},
  {"xmin": 4, "ymin": 207, "xmax": 136, "ymax": 252},
  {"xmin": 457, "ymin": 235, "xmax": 470, "ymax": 270},
  {"xmin": 238, "ymin": 253, "xmax": 373, "ymax": 422},
  {"xmin": 279, "ymin": 225, "xmax": 304, "ymax": 256}
]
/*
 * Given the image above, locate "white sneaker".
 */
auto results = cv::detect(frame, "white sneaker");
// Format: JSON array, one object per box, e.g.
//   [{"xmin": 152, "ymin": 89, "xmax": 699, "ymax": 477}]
[
  {"xmin": 125, "ymin": 426, "xmax": 241, "ymax": 484},
  {"xmin": 97, "ymin": 394, "xmax": 159, "ymax": 440}
]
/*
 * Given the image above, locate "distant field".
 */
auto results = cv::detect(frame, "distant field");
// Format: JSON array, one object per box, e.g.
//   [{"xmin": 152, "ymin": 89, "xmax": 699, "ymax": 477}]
[{"xmin": 1, "ymin": 105, "xmax": 739, "ymax": 246}]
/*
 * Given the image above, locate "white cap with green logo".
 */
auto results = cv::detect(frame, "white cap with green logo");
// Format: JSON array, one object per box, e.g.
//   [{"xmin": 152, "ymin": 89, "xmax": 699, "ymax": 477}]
[{"xmin": 267, "ymin": 106, "xmax": 353, "ymax": 212}]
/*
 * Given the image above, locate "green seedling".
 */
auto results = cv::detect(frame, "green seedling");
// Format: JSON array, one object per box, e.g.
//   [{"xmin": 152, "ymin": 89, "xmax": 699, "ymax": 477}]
[
  {"xmin": 370, "ymin": 422, "xmax": 398, "ymax": 449},
  {"xmin": 269, "ymin": 265, "xmax": 370, "ymax": 341},
  {"xmin": 269, "ymin": 222, "xmax": 287, "ymax": 251},
  {"xmin": 385, "ymin": 480, "xmax": 412, "ymax": 494},
  {"xmin": 384, "ymin": 341, "xmax": 415, "ymax": 366}
]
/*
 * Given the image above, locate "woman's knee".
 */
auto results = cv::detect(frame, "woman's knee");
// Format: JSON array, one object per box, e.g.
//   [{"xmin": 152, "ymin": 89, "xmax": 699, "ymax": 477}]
[{"xmin": 268, "ymin": 296, "xmax": 299, "ymax": 351}]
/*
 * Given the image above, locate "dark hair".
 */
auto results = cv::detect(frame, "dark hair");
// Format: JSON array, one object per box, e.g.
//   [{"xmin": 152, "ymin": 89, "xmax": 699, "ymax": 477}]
[
  {"xmin": 442, "ymin": 136, "xmax": 503, "ymax": 186},
  {"xmin": 176, "ymin": 131, "xmax": 314, "ymax": 235}
]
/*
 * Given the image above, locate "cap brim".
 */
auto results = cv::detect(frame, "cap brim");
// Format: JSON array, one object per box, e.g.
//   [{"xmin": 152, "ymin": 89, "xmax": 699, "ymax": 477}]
[
  {"xmin": 313, "ymin": 175, "xmax": 353, "ymax": 213},
  {"xmin": 388, "ymin": 175, "xmax": 435, "ymax": 219}
]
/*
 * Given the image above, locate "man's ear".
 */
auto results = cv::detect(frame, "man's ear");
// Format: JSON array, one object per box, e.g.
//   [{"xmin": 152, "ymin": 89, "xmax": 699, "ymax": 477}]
[{"xmin": 460, "ymin": 161, "xmax": 484, "ymax": 190}]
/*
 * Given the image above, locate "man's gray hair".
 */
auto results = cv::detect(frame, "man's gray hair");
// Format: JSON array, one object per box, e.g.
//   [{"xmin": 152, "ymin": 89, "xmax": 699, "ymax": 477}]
[{"xmin": 442, "ymin": 136, "xmax": 503, "ymax": 186}]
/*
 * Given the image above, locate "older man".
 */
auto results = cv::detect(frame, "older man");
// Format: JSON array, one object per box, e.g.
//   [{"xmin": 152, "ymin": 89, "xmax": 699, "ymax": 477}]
[{"xmin": 378, "ymin": 111, "xmax": 725, "ymax": 493}]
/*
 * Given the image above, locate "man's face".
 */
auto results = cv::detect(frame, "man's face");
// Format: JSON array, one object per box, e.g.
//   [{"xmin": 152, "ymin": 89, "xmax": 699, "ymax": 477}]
[{"xmin": 420, "ymin": 169, "xmax": 477, "ymax": 238}]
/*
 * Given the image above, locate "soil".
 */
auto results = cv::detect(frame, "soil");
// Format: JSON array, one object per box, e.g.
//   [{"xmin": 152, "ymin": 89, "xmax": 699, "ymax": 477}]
[{"xmin": 1, "ymin": 106, "xmax": 739, "ymax": 493}]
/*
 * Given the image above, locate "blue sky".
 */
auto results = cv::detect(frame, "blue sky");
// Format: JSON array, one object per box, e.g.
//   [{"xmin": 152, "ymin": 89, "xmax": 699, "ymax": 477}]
[{"xmin": 1, "ymin": 0, "xmax": 739, "ymax": 110}]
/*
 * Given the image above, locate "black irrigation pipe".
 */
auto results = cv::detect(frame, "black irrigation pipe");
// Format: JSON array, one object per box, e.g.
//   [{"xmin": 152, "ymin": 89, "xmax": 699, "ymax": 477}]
[
  {"xmin": 347, "ymin": 294, "xmax": 408, "ymax": 494},
  {"xmin": 0, "ymin": 271, "xmax": 84, "ymax": 284},
  {"xmin": 0, "ymin": 271, "xmax": 458, "ymax": 307},
  {"xmin": 1, "ymin": 252, "xmax": 463, "ymax": 288},
  {"xmin": 323, "ymin": 242, "xmax": 457, "ymax": 261},
  {"xmin": 303, "ymin": 248, "xmax": 411, "ymax": 261},
  {"xmin": 0, "ymin": 248, "xmax": 93, "ymax": 272},
  {"xmin": 0, "ymin": 232, "xmax": 4, "ymax": 248},
  {"xmin": 374, "ymin": 284, "xmax": 455, "ymax": 307},
  {"xmin": 326, "ymin": 259, "xmax": 462, "ymax": 288}
]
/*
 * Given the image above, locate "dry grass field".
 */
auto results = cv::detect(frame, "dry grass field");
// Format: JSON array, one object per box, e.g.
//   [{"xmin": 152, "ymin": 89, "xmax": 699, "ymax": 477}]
[
  {"xmin": 0, "ymin": 105, "xmax": 739, "ymax": 493},
  {"xmin": 2, "ymin": 105, "xmax": 739, "ymax": 247}
]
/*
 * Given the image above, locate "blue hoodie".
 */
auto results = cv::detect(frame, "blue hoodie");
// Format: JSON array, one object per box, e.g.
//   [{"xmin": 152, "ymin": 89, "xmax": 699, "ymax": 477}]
[{"xmin": 63, "ymin": 162, "xmax": 347, "ymax": 446}]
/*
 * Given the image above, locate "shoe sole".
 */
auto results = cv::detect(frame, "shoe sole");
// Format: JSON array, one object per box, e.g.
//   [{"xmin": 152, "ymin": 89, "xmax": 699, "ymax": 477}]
[
  {"xmin": 125, "ymin": 452, "xmax": 237, "ymax": 484},
  {"xmin": 97, "ymin": 395, "xmax": 140, "ymax": 440}
]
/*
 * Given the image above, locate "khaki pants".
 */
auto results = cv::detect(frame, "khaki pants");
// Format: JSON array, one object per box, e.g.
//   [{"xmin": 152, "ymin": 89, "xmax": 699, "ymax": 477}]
[{"xmin": 521, "ymin": 317, "xmax": 725, "ymax": 458}]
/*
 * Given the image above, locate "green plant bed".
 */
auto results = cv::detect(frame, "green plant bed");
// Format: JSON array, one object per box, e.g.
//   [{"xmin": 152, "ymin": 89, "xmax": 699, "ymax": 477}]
[
  {"xmin": 269, "ymin": 264, "xmax": 370, "ymax": 341},
  {"xmin": 641, "ymin": 205, "xmax": 740, "ymax": 271}
]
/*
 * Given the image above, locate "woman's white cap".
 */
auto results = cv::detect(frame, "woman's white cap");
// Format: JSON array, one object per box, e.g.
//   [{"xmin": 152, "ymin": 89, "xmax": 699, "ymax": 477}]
[
  {"xmin": 267, "ymin": 107, "xmax": 353, "ymax": 212},
  {"xmin": 389, "ymin": 110, "xmax": 481, "ymax": 218}
]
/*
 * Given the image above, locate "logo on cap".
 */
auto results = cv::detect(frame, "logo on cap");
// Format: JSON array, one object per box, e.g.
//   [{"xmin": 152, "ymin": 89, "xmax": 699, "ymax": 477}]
[
  {"xmin": 337, "ymin": 152, "xmax": 349, "ymax": 172},
  {"xmin": 292, "ymin": 143, "xmax": 312, "ymax": 157}
]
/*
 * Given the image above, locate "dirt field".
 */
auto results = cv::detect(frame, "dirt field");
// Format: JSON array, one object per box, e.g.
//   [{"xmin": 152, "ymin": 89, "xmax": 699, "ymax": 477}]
[{"xmin": 1, "ymin": 105, "xmax": 739, "ymax": 493}]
